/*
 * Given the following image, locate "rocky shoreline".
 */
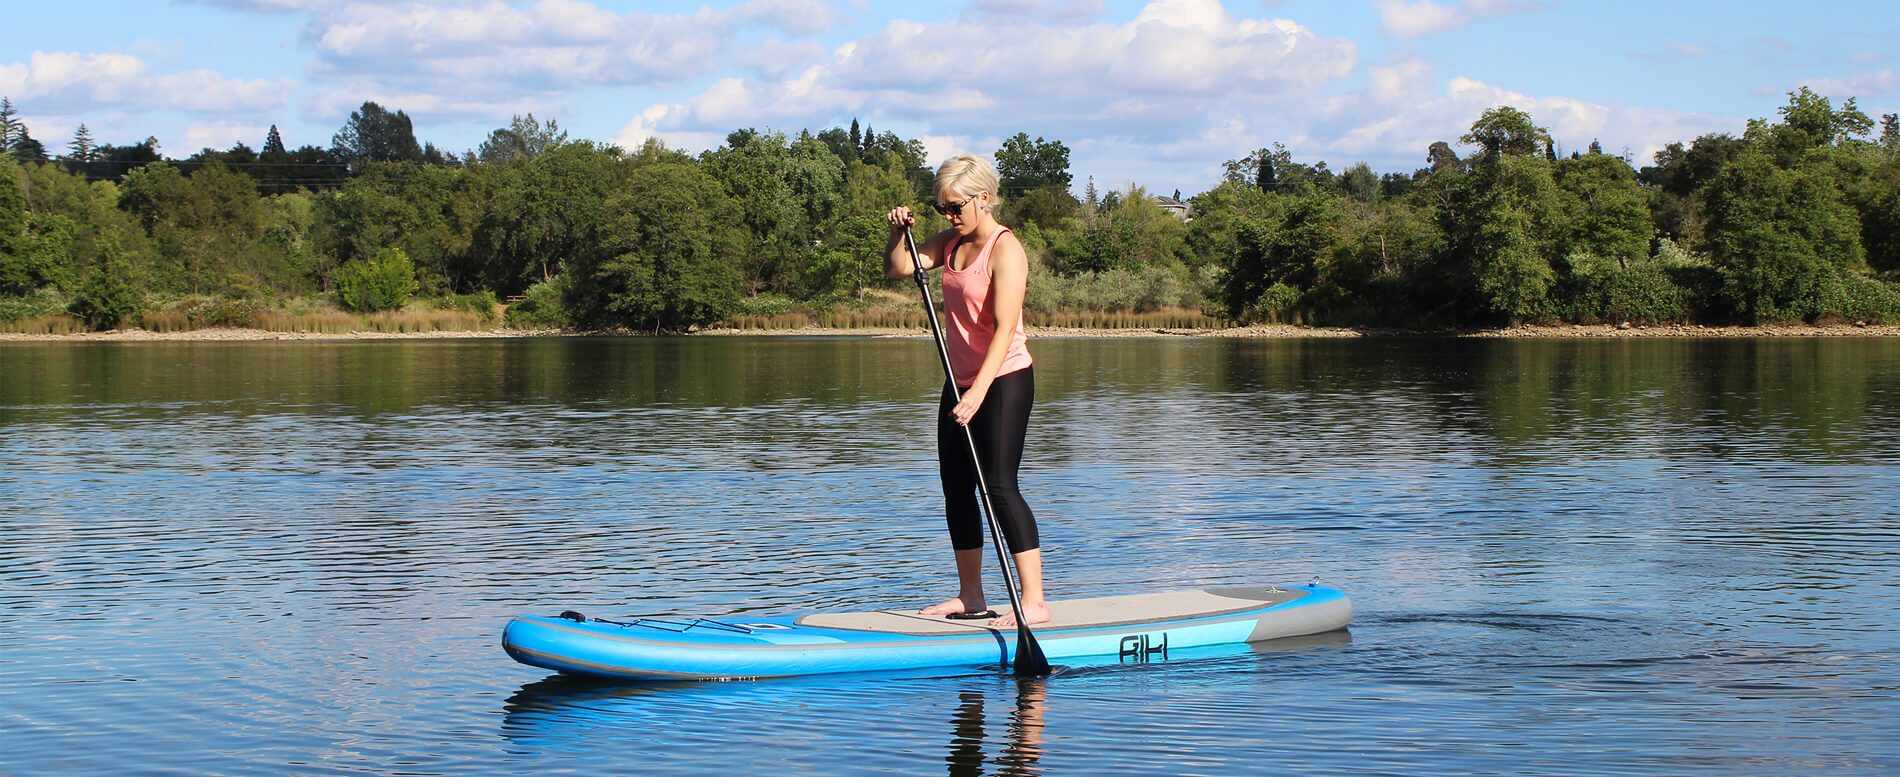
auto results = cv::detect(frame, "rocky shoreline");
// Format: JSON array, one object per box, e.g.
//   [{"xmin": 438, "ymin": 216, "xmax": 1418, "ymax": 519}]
[{"xmin": 4, "ymin": 321, "xmax": 1898, "ymax": 342}]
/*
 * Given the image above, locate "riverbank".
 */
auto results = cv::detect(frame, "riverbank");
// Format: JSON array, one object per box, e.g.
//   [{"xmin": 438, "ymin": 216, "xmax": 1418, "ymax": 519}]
[{"xmin": 4, "ymin": 321, "xmax": 1899, "ymax": 342}]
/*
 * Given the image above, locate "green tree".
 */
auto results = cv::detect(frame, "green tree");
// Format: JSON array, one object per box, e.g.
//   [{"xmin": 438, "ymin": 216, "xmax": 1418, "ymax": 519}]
[
  {"xmin": 994, "ymin": 133, "xmax": 1072, "ymax": 194},
  {"xmin": 331, "ymin": 101, "xmax": 423, "ymax": 170},
  {"xmin": 477, "ymin": 113, "xmax": 568, "ymax": 164},
  {"xmin": 262, "ymin": 125, "xmax": 287, "ymax": 159},
  {"xmin": 66, "ymin": 124, "xmax": 94, "ymax": 163},
  {"xmin": 1639, "ymin": 133, "xmax": 1745, "ymax": 248},
  {"xmin": 467, "ymin": 142, "xmax": 626, "ymax": 294},
  {"xmin": 1554, "ymin": 153, "xmax": 1652, "ymax": 264},
  {"xmin": 2, "ymin": 213, "xmax": 79, "ymax": 295},
  {"xmin": 701, "ymin": 129, "xmax": 805, "ymax": 293},
  {"xmin": 1221, "ymin": 193, "xmax": 1347, "ymax": 321},
  {"xmin": 568, "ymin": 161, "xmax": 745, "ymax": 331},
  {"xmin": 120, "ymin": 162, "xmax": 271, "ymax": 294},
  {"xmin": 66, "ymin": 237, "xmax": 142, "ymax": 329},
  {"xmin": 1462, "ymin": 106, "xmax": 1551, "ymax": 160},
  {"xmin": 1774, "ymin": 87, "xmax": 1873, "ymax": 152},
  {"xmin": 0, "ymin": 158, "xmax": 37, "ymax": 293},
  {"xmin": 816, "ymin": 126, "xmax": 860, "ymax": 167},
  {"xmin": 1858, "ymin": 161, "xmax": 1900, "ymax": 274},
  {"xmin": 0, "ymin": 97, "xmax": 18, "ymax": 149},
  {"xmin": 1427, "ymin": 140, "xmax": 1462, "ymax": 173},
  {"xmin": 11, "ymin": 126, "xmax": 48, "ymax": 164},
  {"xmin": 334, "ymin": 246, "xmax": 419, "ymax": 312},
  {"xmin": 0, "ymin": 157, "xmax": 22, "ymax": 245},
  {"xmin": 1186, "ymin": 179, "xmax": 1278, "ymax": 270},
  {"xmin": 1004, "ymin": 185, "xmax": 1081, "ymax": 230},
  {"xmin": 1443, "ymin": 153, "xmax": 1567, "ymax": 323},
  {"xmin": 1338, "ymin": 162, "xmax": 1380, "ymax": 202},
  {"xmin": 1702, "ymin": 148, "xmax": 1866, "ymax": 321}
]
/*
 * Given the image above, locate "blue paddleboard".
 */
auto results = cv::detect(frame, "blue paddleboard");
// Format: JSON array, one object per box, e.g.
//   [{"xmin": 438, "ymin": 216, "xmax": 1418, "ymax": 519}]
[{"xmin": 503, "ymin": 583, "xmax": 1351, "ymax": 680}]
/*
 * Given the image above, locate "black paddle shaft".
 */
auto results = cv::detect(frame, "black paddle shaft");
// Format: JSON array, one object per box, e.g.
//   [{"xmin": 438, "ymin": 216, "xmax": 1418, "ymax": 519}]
[{"xmin": 903, "ymin": 227, "xmax": 1050, "ymax": 677}]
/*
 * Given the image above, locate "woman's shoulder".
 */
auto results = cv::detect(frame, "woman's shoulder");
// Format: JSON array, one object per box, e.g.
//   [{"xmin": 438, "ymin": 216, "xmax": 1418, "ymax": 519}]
[{"xmin": 989, "ymin": 228, "xmax": 1028, "ymax": 264}]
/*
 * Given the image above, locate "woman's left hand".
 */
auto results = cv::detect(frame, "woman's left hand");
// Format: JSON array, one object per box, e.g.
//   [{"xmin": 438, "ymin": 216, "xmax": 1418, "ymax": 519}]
[{"xmin": 950, "ymin": 385, "xmax": 988, "ymax": 426}]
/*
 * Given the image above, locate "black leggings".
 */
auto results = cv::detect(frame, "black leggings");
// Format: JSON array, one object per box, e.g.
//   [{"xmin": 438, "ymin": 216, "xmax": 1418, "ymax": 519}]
[{"xmin": 938, "ymin": 366, "xmax": 1038, "ymax": 554}]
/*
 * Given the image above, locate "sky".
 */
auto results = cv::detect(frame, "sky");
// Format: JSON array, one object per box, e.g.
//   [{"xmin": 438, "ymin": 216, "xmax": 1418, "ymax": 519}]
[{"xmin": 3, "ymin": 0, "xmax": 1897, "ymax": 196}]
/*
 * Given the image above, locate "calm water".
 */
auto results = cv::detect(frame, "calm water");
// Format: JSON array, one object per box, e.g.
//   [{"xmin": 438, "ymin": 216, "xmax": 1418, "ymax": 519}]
[{"xmin": 2, "ymin": 336, "xmax": 1897, "ymax": 775}]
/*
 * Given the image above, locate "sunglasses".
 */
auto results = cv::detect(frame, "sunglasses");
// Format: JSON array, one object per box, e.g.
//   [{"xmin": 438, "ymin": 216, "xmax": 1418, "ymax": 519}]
[{"xmin": 933, "ymin": 194, "xmax": 977, "ymax": 217}]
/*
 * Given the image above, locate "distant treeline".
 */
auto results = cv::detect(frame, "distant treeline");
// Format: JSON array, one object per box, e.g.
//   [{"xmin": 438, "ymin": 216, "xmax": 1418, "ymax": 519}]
[{"xmin": 2, "ymin": 88, "xmax": 1898, "ymax": 333}]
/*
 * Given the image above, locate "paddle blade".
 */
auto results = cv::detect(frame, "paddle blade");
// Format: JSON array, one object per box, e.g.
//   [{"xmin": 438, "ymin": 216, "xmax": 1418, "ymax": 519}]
[{"xmin": 1013, "ymin": 628, "xmax": 1052, "ymax": 677}]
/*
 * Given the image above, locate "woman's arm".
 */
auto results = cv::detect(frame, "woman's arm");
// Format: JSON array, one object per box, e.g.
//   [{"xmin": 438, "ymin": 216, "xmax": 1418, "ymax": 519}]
[
  {"xmin": 886, "ymin": 207, "xmax": 947, "ymax": 278},
  {"xmin": 948, "ymin": 232, "xmax": 1028, "ymax": 425}
]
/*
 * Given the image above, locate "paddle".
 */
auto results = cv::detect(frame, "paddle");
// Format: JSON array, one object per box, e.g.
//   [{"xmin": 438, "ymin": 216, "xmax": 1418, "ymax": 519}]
[{"xmin": 902, "ymin": 226, "xmax": 1052, "ymax": 678}]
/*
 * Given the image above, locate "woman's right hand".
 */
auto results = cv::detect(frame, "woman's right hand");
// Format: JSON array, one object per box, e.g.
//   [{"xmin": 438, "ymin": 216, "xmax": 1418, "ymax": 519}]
[{"xmin": 886, "ymin": 206, "xmax": 914, "ymax": 231}]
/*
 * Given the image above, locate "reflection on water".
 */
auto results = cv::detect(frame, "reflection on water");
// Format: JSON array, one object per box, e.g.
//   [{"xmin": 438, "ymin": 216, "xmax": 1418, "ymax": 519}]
[
  {"xmin": 2, "ymin": 336, "xmax": 1898, "ymax": 775},
  {"xmin": 946, "ymin": 680, "xmax": 1045, "ymax": 777},
  {"xmin": 497, "ymin": 633, "xmax": 1357, "ymax": 777}
]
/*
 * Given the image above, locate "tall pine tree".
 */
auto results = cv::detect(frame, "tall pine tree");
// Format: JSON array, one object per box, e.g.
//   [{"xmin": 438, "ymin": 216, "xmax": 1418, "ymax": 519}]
[
  {"xmin": 0, "ymin": 97, "xmax": 18, "ymax": 149},
  {"xmin": 12, "ymin": 126, "xmax": 47, "ymax": 164},
  {"xmin": 67, "ymin": 124, "xmax": 94, "ymax": 162},
  {"xmin": 262, "ymin": 124, "xmax": 287, "ymax": 159},
  {"xmin": 1256, "ymin": 153, "xmax": 1277, "ymax": 192}
]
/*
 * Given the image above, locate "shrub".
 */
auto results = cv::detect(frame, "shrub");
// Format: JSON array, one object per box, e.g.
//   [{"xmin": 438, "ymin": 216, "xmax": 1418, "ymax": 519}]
[
  {"xmin": 432, "ymin": 290, "xmax": 500, "ymax": 324},
  {"xmin": 1247, "ymin": 282, "xmax": 1303, "ymax": 323},
  {"xmin": 504, "ymin": 274, "xmax": 570, "ymax": 329},
  {"xmin": 0, "ymin": 288, "xmax": 69, "ymax": 322},
  {"xmin": 732, "ymin": 292, "xmax": 801, "ymax": 317},
  {"xmin": 67, "ymin": 240, "xmax": 143, "ymax": 330},
  {"xmin": 1815, "ymin": 270, "xmax": 1900, "ymax": 322},
  {"xmin": 147, "ymin": 294, "xmax": 265, "ymax": 329},
  {"xmin": 1562, "ymin": 251, "xmax": 1691, "ymax": 323},
  {"xmin": 334, "ymin": 247, "xmax": 418, "ymax": 313}
]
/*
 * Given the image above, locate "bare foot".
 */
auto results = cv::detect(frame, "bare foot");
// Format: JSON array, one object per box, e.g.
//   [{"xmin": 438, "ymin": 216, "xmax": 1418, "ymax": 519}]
[
  {"xmin": 921, "ymin": 596, "xmax": 987, "ymax": 618},
  {"xmin": 989, "ymin": 600, "xmax": 1051, "ymax": 628}
]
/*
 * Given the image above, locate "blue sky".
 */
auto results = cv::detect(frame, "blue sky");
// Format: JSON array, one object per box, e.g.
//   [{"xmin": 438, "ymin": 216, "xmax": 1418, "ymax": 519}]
[{"xmin": 4, "ymin": 0, "xmax": 1896, "ymax": 195}]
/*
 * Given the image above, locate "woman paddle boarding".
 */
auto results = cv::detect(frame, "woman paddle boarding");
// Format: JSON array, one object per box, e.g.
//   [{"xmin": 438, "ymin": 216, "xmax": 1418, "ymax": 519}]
[{"xmin": 886, "ymin": 154, "xmax": 1050, "ymax": 629}]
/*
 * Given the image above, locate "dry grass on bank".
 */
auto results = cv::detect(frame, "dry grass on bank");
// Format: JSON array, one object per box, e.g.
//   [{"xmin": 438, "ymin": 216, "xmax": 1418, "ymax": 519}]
[{"xmin": 0, "ymin": 315, "xmax": 87, "ymax": 335}]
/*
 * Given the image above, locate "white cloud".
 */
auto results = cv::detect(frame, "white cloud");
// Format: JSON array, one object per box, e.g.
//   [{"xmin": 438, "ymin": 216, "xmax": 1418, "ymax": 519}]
[
  {"xmin": 305, "ymin": 81, "xmax": 546, "ymax": 126},
  {"xmin": 966, "ymin": 0, "xmax": 1107, "ymax": 21},
  {"xmin": 1806, "ymin": 68, "xmax": 1899, "ymax": 99},
  {"xmin": 732, "ymin": 0, "xmax": 840, "ymax": 36},
  {"xmin": 1316, "ymin": 63, "xmax": 1735, "ymax": 170},
  {"xmin": 617, "ymin": 0, "xmax": 1356, "ymax": 156},
  {"xmin": 1375, "ymin": 0, "xmax": 1542, "ymax": 38},
  {"xmin": 183, "ymin": 0, "xmax": 338, "ymax": 11},
  {"xmin": 296, "ymin": 0, "xmax": 845, "ymax": 126},
  {"xmin": 0, "ymin": 51, "xmax": 288, "ymax": 115}
]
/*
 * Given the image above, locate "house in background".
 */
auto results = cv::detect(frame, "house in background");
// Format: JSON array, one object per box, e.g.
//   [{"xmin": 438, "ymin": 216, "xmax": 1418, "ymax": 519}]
[{"xmin": 1152, "ymin": 194, "xmax": 1192, "ymax": 222}]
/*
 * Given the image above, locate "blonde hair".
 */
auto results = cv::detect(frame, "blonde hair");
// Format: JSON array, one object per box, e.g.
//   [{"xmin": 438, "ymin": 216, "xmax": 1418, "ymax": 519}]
[{"xmin": 935, "ymin": 154, "xmax": 1001, "ymax": 205}]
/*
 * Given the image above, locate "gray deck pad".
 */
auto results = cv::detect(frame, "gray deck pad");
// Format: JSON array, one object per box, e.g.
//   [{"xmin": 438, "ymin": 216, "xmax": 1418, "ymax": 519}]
[{"xmin": 796, "ymin": 586, "xmax": 1302, "ymax": 635}]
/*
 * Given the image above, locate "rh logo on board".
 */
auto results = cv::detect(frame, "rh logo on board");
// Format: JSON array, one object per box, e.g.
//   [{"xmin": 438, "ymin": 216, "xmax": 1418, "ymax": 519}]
[{"xmin": 1118, "ymin": 633, "xmax": 1169, "ymax": 663}]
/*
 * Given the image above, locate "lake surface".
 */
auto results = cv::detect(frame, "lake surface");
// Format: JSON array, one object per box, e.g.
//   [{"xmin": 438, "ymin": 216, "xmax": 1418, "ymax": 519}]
[{"xmin": 2, "ymin": 335, "xmax": 1897, "ymax": 775}]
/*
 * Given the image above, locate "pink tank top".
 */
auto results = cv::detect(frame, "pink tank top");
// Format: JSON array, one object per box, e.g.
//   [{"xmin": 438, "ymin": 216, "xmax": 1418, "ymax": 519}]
[{"xmin": 941, "ymin": 227, "xmax": 1033, "ymax": 388}]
